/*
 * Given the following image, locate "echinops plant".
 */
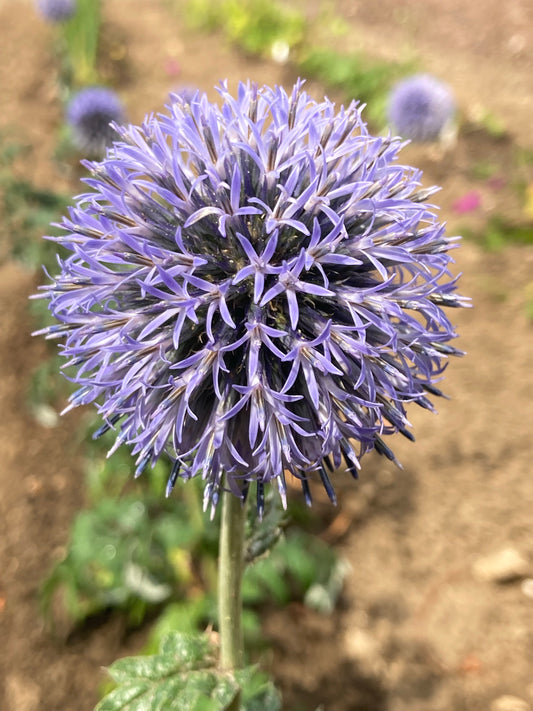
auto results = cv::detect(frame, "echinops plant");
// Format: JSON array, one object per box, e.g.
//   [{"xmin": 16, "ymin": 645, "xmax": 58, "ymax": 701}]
[{"xmin": 35, "ymin": 80, "xmax": 468, "ymax": 709}]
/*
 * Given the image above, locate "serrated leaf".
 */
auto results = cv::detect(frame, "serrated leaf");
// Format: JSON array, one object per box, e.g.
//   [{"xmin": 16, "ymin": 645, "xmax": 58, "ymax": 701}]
[
  {"xmin": 108, "ymin": 634, "xmax": 213, "ymax": 685},
  {"xmin": 96, "ymin": 671, "xmax": 238, "ymax": 711},
  {"xmin": 96, "ymin": 633, "xmax": 238, "ymax": 711},
  {"xmin": 96, "ymin": 633, "xmax": 282, "ymax": 711}
]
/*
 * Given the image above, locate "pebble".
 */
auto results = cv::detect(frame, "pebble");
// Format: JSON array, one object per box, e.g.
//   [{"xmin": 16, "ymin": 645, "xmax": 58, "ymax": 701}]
[
  {"xmin": 521, "ymin": 578, "xmax": 533, "ymax": 599},
  {"xmin": 473, "ymin": 548, "xmax": 531, "ymax": 584},
  {"xmin": 490, "ymin": 695, "xmax": 531, "ymax": 711},
  {"xmin": 6, "ymin": 674, "xmax": 41, "ymax": 711}
]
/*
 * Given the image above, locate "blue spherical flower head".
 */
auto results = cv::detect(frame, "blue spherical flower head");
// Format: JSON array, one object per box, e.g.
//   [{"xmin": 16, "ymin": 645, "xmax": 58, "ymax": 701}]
[
  {"xmin": 36, "ymin": 0, "xmax": 76, "ymax": 22},
  {"xmin": 66, "ymin": 87, "xmax": 126, "ymax": 157},
  {"xmin": 37, "ymin": 81, "xmax": 468, "ymax": 515},
  {"xmin": 388, "ymin": 74, "xmax": 456, "ymax": 142}
]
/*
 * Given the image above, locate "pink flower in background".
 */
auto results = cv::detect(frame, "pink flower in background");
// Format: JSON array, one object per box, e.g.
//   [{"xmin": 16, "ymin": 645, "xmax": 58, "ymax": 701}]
[
  {"xmin": 164, "ymin": 58, "xmax": 181, "ymax": 78},
  {"xmin": 452, "ymin": 191, "xmax": 482, "ymax": 214}
]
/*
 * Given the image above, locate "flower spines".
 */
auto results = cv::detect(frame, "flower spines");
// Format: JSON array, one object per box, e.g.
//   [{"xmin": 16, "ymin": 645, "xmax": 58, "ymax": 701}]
[{"xmin": 39, "ymin": 81, "xmax": 467, "ymax": 511}]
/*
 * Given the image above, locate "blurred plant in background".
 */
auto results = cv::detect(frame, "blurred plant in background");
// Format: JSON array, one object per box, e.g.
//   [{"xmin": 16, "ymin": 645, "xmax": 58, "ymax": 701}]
[
  {"xmin": 0, "ymin": 138, "xmax": 69, "ymax": 270},
  {"xmin": 33, "ymin": 0, "xmax": 128, "ymax": 174},
  {"xmin": 180, "ymin": 0, "xmax": 411, "ymax": 127},
  {"xmin": 387, "ymin": 73, "xmax": 456, "ymax": 143},
  {"xmin": 184, "ymin": 0, "xmax": 305, "ymax": 60},
  {"xmin": 36, "ymin": 0, "xmax": 77, "ymax": 23},
  {"xmin": 35, "ymin": 0, "xmax": 101, "ymax": 86},
  {"xmin": 41, "ymin": 450, "xmax": 344, "ymax": 632},
  {"xmin": 66, "ymin": 86, "xmax": 126, "ymax": 156},
  {"xmin": 34, "ymin": 0, "xmax": 121, "ymax": 161},
  {"xmin": 63, "ymin": 0, "xmax": 101, "ymax": 86},
  {"xmin": 299, "ymin": 47, "xmax": 410, "ymax": 127}
]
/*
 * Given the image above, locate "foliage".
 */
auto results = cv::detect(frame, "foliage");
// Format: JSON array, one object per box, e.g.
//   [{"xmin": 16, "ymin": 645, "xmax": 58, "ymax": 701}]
[
  {"xmin": 61, "ymin": 0, "xmax": 102, "ymax": 86},
  {"xmin": 243, "ymin": 532, "xmax": 339, "ymax": 609},
  {"xmin": 41, "ymin": 423, "xmax": 343, "ymax": 629},
  {"xmin": 0, "ymin": 138, "xmax": 69, "ymax": 271},
  {"xmin": 470, "ymin": 109, "xmax": 507, "ymax": 139},
  {"xmin": 298, "ymin": 47, "xmax": 410, "ymax": 126},
  {"xmin": 41, "ymin": 459, "xmax": 343, "ymax": 628},
  {"xmin": 40, "ymin": 475, "xmax": 218, "ymax": 624},
  {"xmin": 184, "ymin": 0, "xmax": 305, "ymax": 57},
  {"xmin": 463, "ymin": 216, "xmax": 533, "ymax": 250},
  {"xmin": 182, "ymin": 0, "xmax": 410, "ymax": 127},
  {"xmin": 95, "ymin": 632, "xmax": 281, "ymax": 711}
]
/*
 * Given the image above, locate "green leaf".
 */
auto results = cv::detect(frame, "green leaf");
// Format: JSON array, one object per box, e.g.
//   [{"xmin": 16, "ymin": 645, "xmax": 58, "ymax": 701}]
[
  {"xmin": 96, "ymin": 633, "xmax": 281, "ymax": 711},
  {"xmin": 41, "ymin": 496, "xmax": 190, "ymax": 623},
  {"xmin": 184, "ymin": 0, "xmax": 305, "ymax": 57},
  {"xmin": 297, "ymin": 47, "xmax": 413, "ymax": 126},
  {"xmin": 96, "ymin": 633, "xmax": 237, "ymax": 711},
  {"xmin": 236, "ymin": 668, "xmax": 282, "ymax": 711},
  {"xmin": 145, "ymin": 600, "xmax": 214, "ymax": 654},
  {"xmin": 243, "ymin": 530, "xmax": 340, "ymax": 609}
]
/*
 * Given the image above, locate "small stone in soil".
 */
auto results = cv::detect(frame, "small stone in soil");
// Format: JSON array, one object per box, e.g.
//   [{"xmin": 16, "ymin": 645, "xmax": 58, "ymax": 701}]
[
  {"xmin": 472, "ymin": 548, "xmax": 531, "ymax": 584},
  {"xmin": 490, "ymin": 695, "xmax": 531, "ymax": 711}
]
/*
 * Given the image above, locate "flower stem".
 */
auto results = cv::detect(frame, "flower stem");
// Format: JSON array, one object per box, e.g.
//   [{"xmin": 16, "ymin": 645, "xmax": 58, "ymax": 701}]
[{"xmin": 218, "ymin": 486, "xmax": 246, "ymax": 673}]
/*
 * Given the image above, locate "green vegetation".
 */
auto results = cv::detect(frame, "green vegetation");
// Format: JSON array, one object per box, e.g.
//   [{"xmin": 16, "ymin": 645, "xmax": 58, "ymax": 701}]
[
  {"xmin": 181, "ymin": 0, "xmax": 411, "ymax": 128},
  {"xmin": 0, "ymin": 138, "xmax": 69, "ymax": 271},
  {"xmin": 41, "ymin": 450, "xmax": 344, "ymax": 633},
  {"xmin": 463, "ymin": 216, "xmax": 533, "ymax": 251},
  {"xmin": 298, "ymin": 47, "xmax": 410, "ymax": 126},
  {"xmin": 61, "ymin": 0, "xmax": 102, "ymax": 86},
  {"xmin": 185, "ymin": 0, "xmax": 305, "ymax": 58},
  {"xmin": 95, "ymin": 632, "xmax": 281, "ymax": 711}
]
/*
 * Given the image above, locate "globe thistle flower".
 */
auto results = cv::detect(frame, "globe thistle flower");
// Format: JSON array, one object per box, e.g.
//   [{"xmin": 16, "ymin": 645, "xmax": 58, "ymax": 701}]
[
  {"xmin": 387, "ymin": 74, "xmax": 456, "ymax": 142},
  {"xmin": 35, "ymin": 0, "xmax": 76, "ymax": 22},
  {"xmin": 66, "ymin": 87, "xmax": 126, "ymax": 157},
  {"xmin": 36, "ymin": 81, "xmax": 468, "ymax": 514}
]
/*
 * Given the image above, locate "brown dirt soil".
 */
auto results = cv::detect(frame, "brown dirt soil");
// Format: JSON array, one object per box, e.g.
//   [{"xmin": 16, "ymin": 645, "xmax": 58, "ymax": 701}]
[{"xmin": 1, "ymin": 2, "xmax": 532, "ymax": 710}]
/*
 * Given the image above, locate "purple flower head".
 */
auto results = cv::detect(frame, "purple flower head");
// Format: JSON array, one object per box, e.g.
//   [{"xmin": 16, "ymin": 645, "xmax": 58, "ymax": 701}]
[
  {"xmin": 36, "ymin": 81, "xmax": 468, "ymax": 514},
  {"xmin": 388, "ymin": 74, "xmax": 456, "ymax": 142},
  {"xmin": 36, "ymin": 0, "xmax": 76, "ymax": 22},
  {"xmin": 66, "ymin": 87, "xmax": 126, "ymax": 156}
]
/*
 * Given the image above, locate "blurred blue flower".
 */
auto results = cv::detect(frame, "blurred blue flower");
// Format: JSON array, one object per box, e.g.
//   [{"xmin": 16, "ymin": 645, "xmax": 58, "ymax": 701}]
[
  {"xmin": 66, "ymin": 87, "xmax": 126, "ymax": 156},
  {"xmin": 388, "ymin": 74, "xmax": 456, "ymax": 142},
  {"xmin": 36, "ymin": 81, "xmax": 468, "ymax": 513},
  {"xmin": 36, "ymin": 0, "xmax": 76, "ymax": 22}
]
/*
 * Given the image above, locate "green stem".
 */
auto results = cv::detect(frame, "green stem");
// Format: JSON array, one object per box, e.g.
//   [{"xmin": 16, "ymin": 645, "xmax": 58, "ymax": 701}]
[{"xmin": 218, "ymin": 485, "xmax": 246, "ymax": 673}]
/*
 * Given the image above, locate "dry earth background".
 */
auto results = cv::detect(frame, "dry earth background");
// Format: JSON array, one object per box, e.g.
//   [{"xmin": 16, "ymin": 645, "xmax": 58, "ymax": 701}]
[{"xmin": 1, "ymin": 1, "xmax": 532, "ymax": 710}]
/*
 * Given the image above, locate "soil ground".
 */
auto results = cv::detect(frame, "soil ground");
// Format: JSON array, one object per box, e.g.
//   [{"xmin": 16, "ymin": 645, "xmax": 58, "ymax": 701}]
[{"xmin": 1, "ymin": 2, "xmax": 532, "ymax": 710}]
